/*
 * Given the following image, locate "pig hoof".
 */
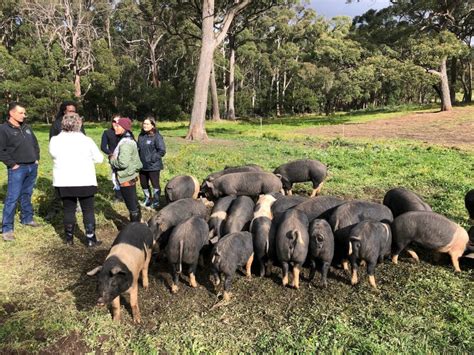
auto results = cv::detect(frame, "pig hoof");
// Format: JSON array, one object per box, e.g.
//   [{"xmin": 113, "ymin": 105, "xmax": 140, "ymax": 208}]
[
  {"xmin": 223, "ymin": 292, "xmax": 231, "ymax": 301},
  {"xmin": 133, "ymin": 316, "xmax": 142, "ymax": 324},
  {"xmin": 171, "ymin": 285, "xmax": 179, "ymax": 294},
  {"xmin": 190, "ymin": 281, "xmax": 198, "ymax": 288}
]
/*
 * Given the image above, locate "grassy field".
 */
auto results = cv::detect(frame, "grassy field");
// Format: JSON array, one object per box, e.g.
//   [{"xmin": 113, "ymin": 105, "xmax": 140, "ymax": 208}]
[{"xmin": 0, "ymin": 107, "xmax": 473, "ymax": 353}]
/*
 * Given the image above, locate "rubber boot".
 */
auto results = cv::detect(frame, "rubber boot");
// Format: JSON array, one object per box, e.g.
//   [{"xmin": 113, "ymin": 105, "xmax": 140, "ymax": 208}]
[
  {"xmin": 129, "ymin": 208, "xmax": 142, "ymax": 223},
  {"xmin": 64, "ymin": 224, "xmax": 75, "ymax": 245},
  {"xmin": 152, "ymin": 189, "xmax": 161, "ymax": 210},
  {"xmin": 85, "ymin": 223, "xmax": 101, "ymax": 247},
  {"xmin": 142, "ymin": 189, "xmax": 151, "ymax": 207}
]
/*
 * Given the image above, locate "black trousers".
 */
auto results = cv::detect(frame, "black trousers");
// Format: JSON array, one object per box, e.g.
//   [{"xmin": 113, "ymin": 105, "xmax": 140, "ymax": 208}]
[
  {"xmin": 120, "ymin": 184, "xmax": 139, "ymax": 212},
  {"xmin": 62, "ymin": 196, "xmax": 95, "ymax": 225},
  {"xmin": 139, "ymin": 170, "xmax": 161, "ymax": 191}
]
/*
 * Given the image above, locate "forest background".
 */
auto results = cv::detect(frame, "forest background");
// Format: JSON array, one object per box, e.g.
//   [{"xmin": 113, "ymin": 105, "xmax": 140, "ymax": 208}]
[{"xmin": 0, "ymin": 0, "xmax": 472, "ymax": 140}]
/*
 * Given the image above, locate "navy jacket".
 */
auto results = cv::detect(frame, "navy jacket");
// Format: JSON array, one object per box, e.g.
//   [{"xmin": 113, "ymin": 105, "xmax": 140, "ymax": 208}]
[
  {"xmin": 0, "ymin": 121, "xmax": 40, "ymax": 168},
  {"xmin": 137, "ymin": 131, "xmax": 166, "ymax": 171}
]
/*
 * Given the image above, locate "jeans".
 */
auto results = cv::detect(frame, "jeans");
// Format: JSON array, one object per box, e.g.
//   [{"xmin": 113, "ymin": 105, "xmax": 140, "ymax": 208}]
[{"xmin": 2, "ymin": 163, "xmax": 38, "ymax": 233}]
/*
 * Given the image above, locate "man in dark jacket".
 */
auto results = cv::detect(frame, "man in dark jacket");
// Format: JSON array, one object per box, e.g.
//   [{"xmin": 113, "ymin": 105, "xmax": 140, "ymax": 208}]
[
  {"xmin": 0, "ymin": 102, "xmax": 41, "ymax": 241},
  {"xmin": 49, "ymin": 101, "xmax": 84, "ymax": 140}
]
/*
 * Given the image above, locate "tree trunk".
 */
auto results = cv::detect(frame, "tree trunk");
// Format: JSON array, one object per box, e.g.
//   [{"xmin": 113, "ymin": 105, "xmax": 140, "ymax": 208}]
[
  {"xmin": 227, "ymin": 32, "xmax": 236, "ymax": 120},
  {"xmin": 439, "ymin": 57, "xmax": 452, "ymax": 111},
  {"xmin": 74, "ymin": 72, "xmax": 81, "ymax": 99},
  {"xmin": 186, "ymin": 0, "xmax": 215, "ymax": 141},
  {"xmin": 210, "ymin": 60, "xmax": 221, "ymax": 121},
  {"xmin": 150, "ymin": 43, "xmax": 160, "ymax": 88},
  {"xmin": 461, "ymin": 60, "xmax": 472, "ymax": 103},
  {"xmin": 450, "ymin": 57, "xmax": 457, "ymax": 104}
]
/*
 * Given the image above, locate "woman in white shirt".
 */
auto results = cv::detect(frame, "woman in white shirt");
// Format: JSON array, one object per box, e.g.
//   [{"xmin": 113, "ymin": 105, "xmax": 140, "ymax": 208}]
[{"xmin": 49, "ymin": 113, "xmax": 103, "ymax": 246}]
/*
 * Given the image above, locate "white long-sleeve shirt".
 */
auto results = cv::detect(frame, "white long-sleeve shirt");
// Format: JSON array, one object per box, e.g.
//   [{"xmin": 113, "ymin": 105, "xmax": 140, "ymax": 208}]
[{"xmin": 49, "ymin": 132, "xmax": 104, "ymax": 187}]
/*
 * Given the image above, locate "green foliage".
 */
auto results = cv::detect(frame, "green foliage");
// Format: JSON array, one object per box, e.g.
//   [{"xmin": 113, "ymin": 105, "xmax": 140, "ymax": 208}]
[{"xmin": 0, "ymin": 109, "xmax": 473, "ymax": 352}]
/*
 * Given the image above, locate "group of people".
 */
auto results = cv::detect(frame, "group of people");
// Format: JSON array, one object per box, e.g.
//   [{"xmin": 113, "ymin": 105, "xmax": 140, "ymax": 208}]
[{"xmin": 0, "ymin": 101, "xmax": 166, "ymax": 245}]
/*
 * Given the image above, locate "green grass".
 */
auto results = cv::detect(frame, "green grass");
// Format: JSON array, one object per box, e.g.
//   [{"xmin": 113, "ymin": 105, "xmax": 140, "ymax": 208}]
[{"xmin": 0, "ymin": 107, "xmax": 473, "ymax": 353}]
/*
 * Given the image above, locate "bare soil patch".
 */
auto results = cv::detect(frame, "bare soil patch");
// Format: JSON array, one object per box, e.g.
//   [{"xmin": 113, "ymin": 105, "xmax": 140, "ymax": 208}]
[{"xmin": 301, "ymin": 106, "xmax": 474, "ymax": 149}]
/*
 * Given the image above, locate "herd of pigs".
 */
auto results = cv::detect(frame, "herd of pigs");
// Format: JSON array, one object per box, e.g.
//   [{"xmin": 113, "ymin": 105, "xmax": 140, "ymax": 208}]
[{"xmin": 87, "ymin": 159, "xmax": 474, "ymax": 323}]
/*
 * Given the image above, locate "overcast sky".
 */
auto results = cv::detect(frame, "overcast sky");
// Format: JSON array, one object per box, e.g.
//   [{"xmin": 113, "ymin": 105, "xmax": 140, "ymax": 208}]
[{"xmin": 308, "ymin": 0, "xmax": 391, "ymax": 19}]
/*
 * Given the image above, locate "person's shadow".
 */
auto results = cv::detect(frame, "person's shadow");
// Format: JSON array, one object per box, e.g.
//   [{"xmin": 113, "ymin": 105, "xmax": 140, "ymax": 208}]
[{"xmin": 34, "ymin": 176, "xmax": 129, "ymax": 244}]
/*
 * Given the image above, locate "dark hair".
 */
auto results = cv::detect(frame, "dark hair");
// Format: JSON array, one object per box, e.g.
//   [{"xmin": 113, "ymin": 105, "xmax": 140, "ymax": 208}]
[
  {"xmin": 8, "ymin": 101, "xmax": 24, "ymax": 114},
  {"xmin": 141, "ymin": 116, "xmax": 156, "ymax": 135},
  {"xmin": 55, "ymin": 101, "xmax": 77, "ymax": 121}
]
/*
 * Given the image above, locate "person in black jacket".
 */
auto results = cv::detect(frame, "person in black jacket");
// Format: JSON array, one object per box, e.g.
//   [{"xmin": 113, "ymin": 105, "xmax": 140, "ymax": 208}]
[
  {"xmin": 0, "ymin": 102, "xmax": 41, "ymax": 241},
  {"xmin": 49, "ymin": 101, "xmax": 84, "ymax": 140},
  {"xmin": 137, "ymin": 116, "xmax": 166, "ymax": 209},
  {"xmin": 101, "ymin": 115, "xmax": 123, "ymax": 202}
]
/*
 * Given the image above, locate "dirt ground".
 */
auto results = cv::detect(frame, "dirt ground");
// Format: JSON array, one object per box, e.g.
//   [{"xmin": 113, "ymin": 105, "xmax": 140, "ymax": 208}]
[{"xmin": 301, "ymin": 106, "xmax": 474, "ymax": 149}]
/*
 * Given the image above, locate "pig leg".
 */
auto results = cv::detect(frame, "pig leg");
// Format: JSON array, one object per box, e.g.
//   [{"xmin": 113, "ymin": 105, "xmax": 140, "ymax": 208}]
[
  {"xmin": 406, "ymin": 249, "xmax": 420, "ymax": 263},
  {"xmin": 367, "ymin": 260, "xmax": 377, "ymax": 289},
  {"xmin": 308, "ymin": 259, "xmax": 316, "ymax": 281},
  {"xmin": 223, "ymin": 274, "xmax": 233, "ymax": 301},
  {"xmin": 287, "ymin": 190, "xmax": 293, "ymax": 196},
  {"xmin": 291, "ymin": 264, "xmax": 301, "ymax": 289},
  {"xmin": 310, "ymin": 181, "xmax": 324, "ymax": 197},
  {"xmin": 257, "ymin": 258, "xmax": 265, "ymax": 277},
  {"xmin": 170, "ymin": 264, "xmax": 180, "ymax": 294},
  {"xmin": 321, "ymin": 262, "xmax": 330, "ymax": 288},
  {"xmin": 440, "ymin": 227, "xmax": 469, "ymax": 273},
  {"xmin": 142, "ymin": 250, "xmax": 152, "ymax": 290},
  {"xmin": 210, "ymin": 266, "xmax": 220, "ymax": 287},
  {"xmin": 129, "ymin": 283, "xmax": 141, "ymax": 324},
  {"xmin": 264, "ymin": 260, "xmax": 273, "ymax": 277},
  {"xmin": 350, "ymin": 259, "xmax": 359, "ymax": 286},
  {"xmin": 282, "ymin": 262, "xmax": 289, "ymax": 287},
  {"xmin": 111, "ymin": 296, "xmax": 121, "ymax": 322},
  {"xmin": 392, "ymin": 239, "xmax": 411, "ymax": 264},
  {"xmin": 342, "ymin": 259, "xmax": 350, "ymax": 274},
  {"xmin": 189, "ymin": 263, "xmax": 198, "ymax": 288},
  {"xmin": 245, "ymin": 253, "xmax": 254, "ymax": 278}
]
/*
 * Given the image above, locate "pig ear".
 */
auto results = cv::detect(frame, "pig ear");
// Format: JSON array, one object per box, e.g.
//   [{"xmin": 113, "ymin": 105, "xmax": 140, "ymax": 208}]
[
  {"xmin": 110, "ymin": 265, "xmax": 124, "ymax": 275},
  {"xmin": 206, "ymin": 180, "xmax": 214, "ymax": 188},
  {"xmin": 86, "ymin": 266, "xmax": 102, "ymax": 276},
  {"xmin": 275, "ymin": 173, "xmax": 283, "ymax": 180}
]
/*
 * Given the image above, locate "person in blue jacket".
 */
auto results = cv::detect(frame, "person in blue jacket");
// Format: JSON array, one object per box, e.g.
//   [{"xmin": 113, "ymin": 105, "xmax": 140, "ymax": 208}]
[{"xmin": 137, "ymin": 116, "xmax": 166, "ymax": 209}]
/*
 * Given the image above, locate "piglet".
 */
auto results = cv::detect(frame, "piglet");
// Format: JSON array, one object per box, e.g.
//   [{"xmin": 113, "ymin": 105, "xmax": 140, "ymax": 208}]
[
  {"xmin": 392, "ymin": 211, "xmax": 468, "ymax": 272},
  {"xmin": 166, "ymin": 217, "xmax": 209, "ymax": 293},
  {"xmin": 87, "ymin": 222, "xmax": 154, "ymax": 323},
  {"xmin": 210, "ymin": 232, "xmax": 254, "ymax": 301},
  {"xmin": 348, "ymin": 220, "xmax": 392, "ymax": 288},
  {"xmin": 275, "ymin": 209, "xmax": 309, "ymax": 289}
]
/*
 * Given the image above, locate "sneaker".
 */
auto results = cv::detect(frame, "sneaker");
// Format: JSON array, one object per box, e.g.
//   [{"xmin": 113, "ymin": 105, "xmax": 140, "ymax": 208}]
[
  {"xmin": 22, "ymin": 221, "xmax": 42, "ymax": 228},
  {"xmin": 3, "ymin": 231, "xmax": 15, "ymax": 241}
]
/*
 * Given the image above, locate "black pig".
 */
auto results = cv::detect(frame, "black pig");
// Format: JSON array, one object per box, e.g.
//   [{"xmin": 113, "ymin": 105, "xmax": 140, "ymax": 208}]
[
  {"xmin": 210, "ymin": 231, "xmax": 254, "ymax": 301},
  {"xmin": 204, "ymin": 164, "xmax": 264, "ymax": 182},
  {"xmin": 348, "ymin": 221, "xmax": 392, "ymax": 288},
  {"xmin": 166, "ymin": 217, "xmax": 209, "ymax": 293},
  {"xmin": 308, "ymin": 219, "xmax": 334, "ymax": 287},
  {"xmin": 203, "ymin": 172, "xmax": 283, "ymax": 200},
  {"xmin": 383, "ymin": 187, "xmax": 432, "ymax": 218},
  {"xmin": 273, "ymin": 159, "xmax": 327, "ymax": 196},
  {"xmin": 148, "ymin": 198, "xmax": 208, "ymax": 247},
  {"xmin": 271, "ymin": 195, "xmax": 308, "ymax": 221},
  {"xmin": 329, "ymin": 200, "xmax": 393, "ymax": 271},
  {"xmin": 295, "ymin": 195, "xmax": 345, "ymax": 222},
  {"xmin": 391, "ymin": 211, "xmax": 469, "ymax": 272},
  {"xmin": 275, "ymin": 209, "xmax": 309, "ymax": 289},
  {"xmin": 86, "ymin": 222, "xmax": 154, "ymax": 323},
  {"xmin": 223, "ymin": 196, "xmax": 255, "ymax": 235},
  {"xmin": 165, "ymin": 175, "xmax": 200, "ymax": 203}
]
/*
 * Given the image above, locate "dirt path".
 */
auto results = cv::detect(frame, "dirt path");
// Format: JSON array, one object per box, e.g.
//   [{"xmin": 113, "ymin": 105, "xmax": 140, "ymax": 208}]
[{"xmin": 301, "ymin": 106, "xmax": 474, "ymax": 149}]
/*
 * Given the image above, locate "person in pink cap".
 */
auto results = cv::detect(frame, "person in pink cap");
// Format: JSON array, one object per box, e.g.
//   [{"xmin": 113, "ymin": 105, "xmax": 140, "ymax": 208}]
[{"xmin": 109, "ymin": 117, "xmax": 143, "ymax": 222}]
